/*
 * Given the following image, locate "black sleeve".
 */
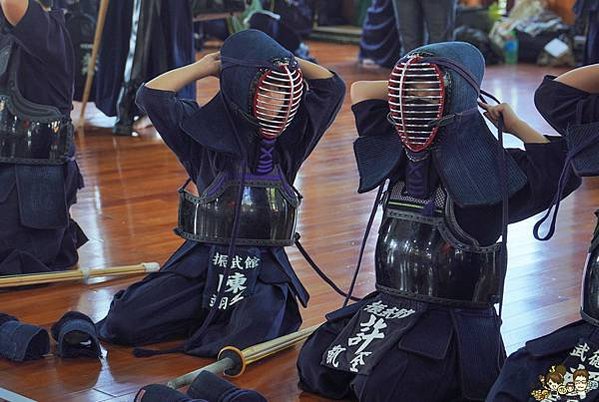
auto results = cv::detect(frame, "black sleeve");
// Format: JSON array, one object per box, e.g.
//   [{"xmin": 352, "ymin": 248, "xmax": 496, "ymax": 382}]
[
  {"xmin": 534, "ymin": 75, "xmax": 599, "ymax": 133},
  {"xmin": 505, "ymin": 137, "xmax": 582, "ymax": 222},
  {"xmin": 136, "ymin": 85, "xmax": 201, "ymax": 169},
  {"xmin": 8, "ymin": 1, "xmax": 67, "ymax": 65},
  {"xmin": 350, "ymin": 98, "xmax": 404, "ymax": 193},
  {"xmin": 277, "ymin": 73, "xmax": 346, "ymax": 179},
  {"xmin": 352, "ymin": 98, "xmax": 396, "ymax": 139},
  {"xmin": 455, "ymin": 137, "xmax": 582, "ymax": 245}
]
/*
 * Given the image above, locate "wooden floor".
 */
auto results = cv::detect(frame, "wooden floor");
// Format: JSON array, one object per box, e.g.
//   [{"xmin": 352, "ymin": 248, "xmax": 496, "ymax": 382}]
[{"xmin": 0, "ymin": 41, "xmax": 595, "ymax": 401}]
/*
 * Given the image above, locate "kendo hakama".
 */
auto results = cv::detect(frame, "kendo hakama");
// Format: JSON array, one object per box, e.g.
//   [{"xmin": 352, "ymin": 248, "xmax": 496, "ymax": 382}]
[
  {"xmin": 96, "ymin": 31, "xmax": 346, "ymax": 357},
  {"xmin": 0, "ymin": 1, "xmax": 87, "ymax": 276},
  {"xmin": 486, "ymin": 76, "xmax": 599, "ymax": 402},
  {"xmin": 359, "ymin": 0, "xmax": 401, "ymax": 68},
  {"xmin": 93, "ymin": 0, "xmax": 196, "ymax": 133},
  {"xmin": 296, "ymin": 43, "xmax": 581, "ymax": 402}
]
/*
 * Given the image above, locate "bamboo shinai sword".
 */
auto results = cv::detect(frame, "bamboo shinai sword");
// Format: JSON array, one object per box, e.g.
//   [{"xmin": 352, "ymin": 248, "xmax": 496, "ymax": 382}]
[{"xmin": 166, "ymin": 324, "xmax": 320, "ymax": 389}]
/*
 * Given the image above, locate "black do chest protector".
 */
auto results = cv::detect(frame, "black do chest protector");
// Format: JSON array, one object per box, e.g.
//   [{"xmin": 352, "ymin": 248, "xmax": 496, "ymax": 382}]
[
  {"xmin": 175, "ymin": 164, "xmax": 300, "ymax": 247},
  {"xmin": 0, "ymin": 36, "xmax": 73, "ymax": 165},
  {"xmin": 375, "ymin": 180, "xmax": 503, "ymax": 308}
]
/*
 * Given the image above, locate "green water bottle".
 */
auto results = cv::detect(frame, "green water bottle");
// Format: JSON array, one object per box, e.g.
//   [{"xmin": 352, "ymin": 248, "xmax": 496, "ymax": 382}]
[{"xmin": 504, "ymin": 30, "xmax": 519, "ymax": 64}]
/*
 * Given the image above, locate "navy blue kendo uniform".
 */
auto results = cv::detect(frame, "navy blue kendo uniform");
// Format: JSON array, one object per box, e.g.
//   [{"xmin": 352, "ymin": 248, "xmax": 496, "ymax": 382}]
[
  {"xmin": 359, "ymin": 0, "xmax": 401, "ymax": 68},
  {"xmin": 296, "ymin": 43, "xmax": 581, "ymax": 402},
  {"xmin": 0, "ymin": 0, "xmax": 87, "ymax": 276},
  {"xmin": 94, "ymin": 0, "xmax": 195, "ymax": 134},
  {"xmin": 96, "ymin": 30, "xmax": 345, "ymax": 357},
  {"xmin": 574, "ymin": 0, "xmax": 599, "ymax": 66},
  {"xmin": 136, "ymin": 371, "xmax": 267, "ymax": 402},
  {"xmin": 486, "ymin": 76, "xmax": 599, "ymax": 402}
]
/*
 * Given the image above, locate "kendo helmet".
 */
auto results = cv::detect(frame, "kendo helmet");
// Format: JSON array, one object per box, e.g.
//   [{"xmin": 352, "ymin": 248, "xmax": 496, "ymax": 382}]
[
  {"xmin": 220, "ymin": 29, "xmax": 305, "ymax": 140},
  {"xmin": 382, "ymin": 42, "xmax": 527, "ymax": 207},
  {"xmin": 387, "ymin": 42, "xmax": 485, "ymax": 153}
]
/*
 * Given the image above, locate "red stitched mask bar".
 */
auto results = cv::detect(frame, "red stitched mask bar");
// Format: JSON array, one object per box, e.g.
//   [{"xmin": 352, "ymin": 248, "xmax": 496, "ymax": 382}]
[
  {"xmin": 388, "ymin": 55, "xmax": 445, "ymax": 152},
  {"xmin": 252, "ymin": 64, "xmax": 304, "ymax": 140}
]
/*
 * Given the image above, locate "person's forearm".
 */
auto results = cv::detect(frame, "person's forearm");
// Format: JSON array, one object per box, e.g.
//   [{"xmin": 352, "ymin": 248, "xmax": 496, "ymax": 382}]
[
  {"xmin": 513, "ymin": 120, "xmax": 549, "ymax": 144},
  {"xmin": 145, "ymin": 61, "xmax": 214, "ymax": 93},
  {"xmin": 555, "ymin": 64, "xmax": 599, "ymax": 94},
  {"xmin": 350, "ymin": 81, "xmax": 387, "ymax": 104},
  {"xmin": 297, "ymin": 58, "xmax": 333, "ymax": 80},
  {"xmin": 0, "ymin": 0, "xmax": 28, "ymax": 26}
]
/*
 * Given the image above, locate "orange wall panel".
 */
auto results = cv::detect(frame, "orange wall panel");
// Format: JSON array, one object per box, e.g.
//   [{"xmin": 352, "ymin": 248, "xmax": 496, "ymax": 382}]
[{"xmin": 547, "ymin": 0, "xmax": 576, "ymax": 24}]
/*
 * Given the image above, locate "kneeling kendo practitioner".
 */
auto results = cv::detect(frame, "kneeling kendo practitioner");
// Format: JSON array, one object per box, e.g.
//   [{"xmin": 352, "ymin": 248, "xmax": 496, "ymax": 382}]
[
  {"xmin": 96, "ymin": 29, "xmax": 346, "ymax": 357},
  {"xmin": 296, "ymin": 41, "xmax": 582, "ymax": 401},
  {"xmin": 0, "ymin": 0, "xmax": 87, "ymax": 276},
  {"xmin": 486, "ymin": 65, "xmax": 599, "ymax": 402}
]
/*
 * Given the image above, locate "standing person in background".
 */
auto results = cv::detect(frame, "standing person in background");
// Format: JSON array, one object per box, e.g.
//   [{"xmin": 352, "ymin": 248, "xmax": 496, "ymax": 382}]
[
  {"xmin": 0, "ymin": 0, "xmax": 87, "ymax": 275},
  {"xmin": 574, "ymin": 0, "xmax": 599, "ymax": 65},
  {"xmin": 94, "ymin": 0, "xmax": 195, "ymax": 136},
  {"xmin": 359, "ymin": 0, "xmax": 401, "ymax": 68},
  {"xmin": 391, "ymin": 0, "xmax": 457, "ymax": 55}
]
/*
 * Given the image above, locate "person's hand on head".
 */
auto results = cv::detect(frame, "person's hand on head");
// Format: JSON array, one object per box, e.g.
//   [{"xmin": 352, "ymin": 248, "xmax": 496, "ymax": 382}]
[{"xmin": 199, "ymin": 52, "xmax": 221, "ymax": 78}]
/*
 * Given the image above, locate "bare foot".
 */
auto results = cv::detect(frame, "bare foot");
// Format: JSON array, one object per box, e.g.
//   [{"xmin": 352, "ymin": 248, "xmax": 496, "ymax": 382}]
[{"xmin": 133, "ymin": 115, "xmax": 153, "ymax": 130}]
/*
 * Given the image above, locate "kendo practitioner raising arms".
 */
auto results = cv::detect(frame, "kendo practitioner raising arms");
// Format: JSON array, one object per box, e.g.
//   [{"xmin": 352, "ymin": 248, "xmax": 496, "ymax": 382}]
[
  {"xmin": 487, "ymin": 65, "xmax": 599, "ymax": 402},
  {"xmin": 97, "ymin": 30, "xmax": 345, "ymax": 357},
  {"xmin": 0, "ymin": 0, "xmax": 86, "ymax": 276},
  {"xmin": 296, "ymin": 41, "xmax": 581, "ymax": 401}
]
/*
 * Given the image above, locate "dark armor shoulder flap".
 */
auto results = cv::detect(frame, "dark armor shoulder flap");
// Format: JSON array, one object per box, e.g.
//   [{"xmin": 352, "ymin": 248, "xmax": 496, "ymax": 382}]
[
  {"xmin": 565, "ymin": 121, "xmax": 599, "ymax": 177},
  {"xmin": 179, "ymin": 93, "xmax": 243, "ymax": 157},
  {"xmin": 353, "ymin": 134, "xmax": 404, "ymax": 193},
  {"xmin": 432, "ymin": 112, "xmax": 527, "ymax": 207},
  {"xmin": 15, "ymin": 164, "xmax": 68, "ymax": 229}
]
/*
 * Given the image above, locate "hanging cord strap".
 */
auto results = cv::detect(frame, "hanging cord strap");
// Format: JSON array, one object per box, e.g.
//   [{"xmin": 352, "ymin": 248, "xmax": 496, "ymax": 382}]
[
  {"xmin": 478, "ymin": 91, "xmax": 510, "ymax": 371},
  {"xmin": 342, "ymin": 183, "xmax": 386, "ymax": 307},
  {"xmin": 478, "ymin": 90, "xmax": 509, "ymax": 318},
  {"xmin": 533, "ymin": 103, "xmax": 599, "ymax": 241},
  {"xmin": 294, "ymin": 234, "xmax": 361, "ymax": 302},
  {"xmin": 532, "ymin": 160, "xmax": 574, "ymax": 241},
  {"xmin": 496, "ymin": 114, "xmax": 509, "ymax": 319}
]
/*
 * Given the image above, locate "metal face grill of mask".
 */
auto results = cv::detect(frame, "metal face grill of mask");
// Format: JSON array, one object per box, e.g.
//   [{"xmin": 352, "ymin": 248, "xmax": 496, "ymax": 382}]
[
  {"xmin": 388, "ymin": 56, "xmax": 445, "ymax": 152},
  {"xmin": 252, "ymin": 64, "xmax": 304, "ymax": 140}
]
